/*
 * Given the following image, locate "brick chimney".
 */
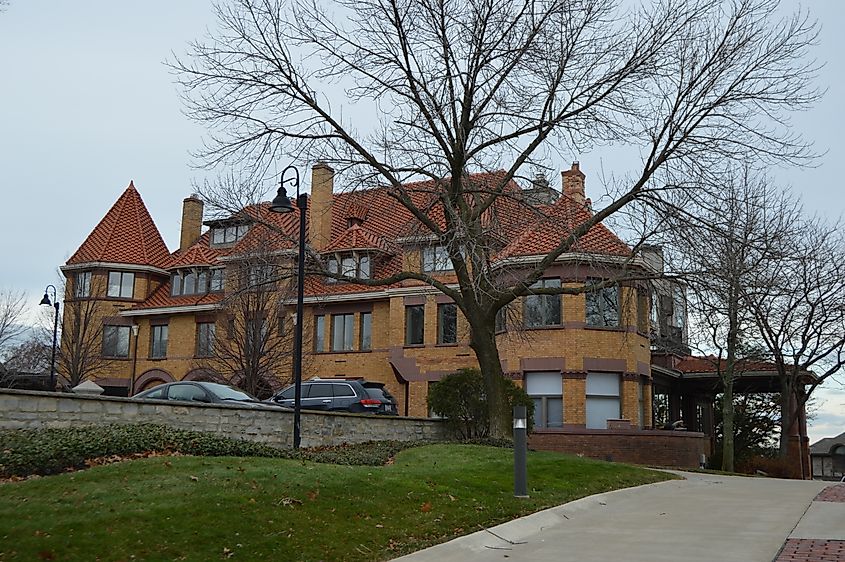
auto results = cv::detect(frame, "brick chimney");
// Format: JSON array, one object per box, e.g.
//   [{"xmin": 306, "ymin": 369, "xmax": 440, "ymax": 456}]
[
  {"xmin": 180, "ymin": 194, "xmax": 204, "ymax": 251},
  {"xmin": 562, "ymin": 161, "xmax": 586, "ymax": 204},
  {"xmin": 309, "ymin": 161, "xmax": 334, "ymax": 250}
]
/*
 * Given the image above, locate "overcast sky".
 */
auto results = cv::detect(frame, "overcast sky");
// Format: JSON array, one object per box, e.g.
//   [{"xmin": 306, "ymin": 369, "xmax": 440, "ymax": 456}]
[{"xmin": 0, "ymin": 1, "xmax": 842, "ymax": 441}]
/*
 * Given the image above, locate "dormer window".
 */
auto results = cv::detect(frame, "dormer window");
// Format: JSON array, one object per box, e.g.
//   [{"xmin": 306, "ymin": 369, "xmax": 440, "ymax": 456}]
[
  {"xmin": 326, "ymin": 252, "xmax": 371, "ymax": 282},
  {"xmin": 210, "ymin": 223, "xmax": 249, "ymax": 246},
  {"xmin": 422, "ymin": 245, "xmax": 453, "ymax": 272},
  {"xmin": 172, "ymin": 267, "xmax": 224, "ymax": 296}
]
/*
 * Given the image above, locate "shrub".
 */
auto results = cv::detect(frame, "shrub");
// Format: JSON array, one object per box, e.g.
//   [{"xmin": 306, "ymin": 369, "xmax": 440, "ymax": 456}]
[
  {"xmin": 427, "ymin": 368, "xmax": 534, "ymax": 439},
  {"xmin": 0, "ymin": 424, "xmax": 519, "ymax": 478},
  {"xmin": 736, "ymin": 454, "xmax": 795, "ymax": 478}
]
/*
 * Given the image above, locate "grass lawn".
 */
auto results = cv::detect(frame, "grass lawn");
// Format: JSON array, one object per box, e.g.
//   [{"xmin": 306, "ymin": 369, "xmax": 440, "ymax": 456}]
[{"xmin": 0, "ymin": 444, "xmax": 672, "ymax": 561}]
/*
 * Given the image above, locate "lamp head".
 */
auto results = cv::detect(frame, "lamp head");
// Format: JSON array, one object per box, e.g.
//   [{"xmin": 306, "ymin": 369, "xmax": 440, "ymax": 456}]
[
  {"xmin": 269, "ymin": 186, "xmax": 295, "ymax": 214},
  {"xmin": 39, "ymin": 293, "xmax": 52, "ymax": 306}
]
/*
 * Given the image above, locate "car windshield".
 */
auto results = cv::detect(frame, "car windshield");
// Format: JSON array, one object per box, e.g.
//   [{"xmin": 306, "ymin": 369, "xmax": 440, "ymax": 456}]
[{"xmin": 202, "ymin": 383, "xmax": 258, "ymax": 402}]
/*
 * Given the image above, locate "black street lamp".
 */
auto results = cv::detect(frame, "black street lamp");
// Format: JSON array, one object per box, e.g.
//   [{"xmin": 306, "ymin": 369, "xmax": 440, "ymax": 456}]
[
  {"xmin": 39, "ymin": 285, "xmax": 60, "ymax": 391},
  {"xmin": 269, "ymin": 165, "xmax": 307, "ymax": 448}
]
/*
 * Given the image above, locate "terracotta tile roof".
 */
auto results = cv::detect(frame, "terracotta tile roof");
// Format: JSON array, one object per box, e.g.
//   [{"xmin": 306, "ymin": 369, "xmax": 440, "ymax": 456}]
[
  {"xmin": 67, "ymin": 181, "xmax": 171, "ymax": 268},
  {"xmin": 131, "ymin": 280, "xmax": 225, "ymax": 310},
  {"xmin": 675, "ymin": 356, "xmax": 778, "ymax": 373},
  {"xmin": 167, "ymin": 242, "xmax": 222, "ymax": 268},
  {"xmin": 322, "ymin": 224, "xmax": 397, "ymax": 254},
  {"xmin": 110, "ymin": 169, "xmax": 633, "ymax": 309},
  {"xmin": 497, "ymin": 194, "xmax": 631, "ymax": 260}
]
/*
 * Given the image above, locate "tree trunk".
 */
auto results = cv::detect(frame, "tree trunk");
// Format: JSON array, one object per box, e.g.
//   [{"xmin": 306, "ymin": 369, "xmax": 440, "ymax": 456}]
[
  {"xmin": 468, "ymin": 316, "xmax": 510, "ymax": 439},
  {"xmin": 778, "ymin": 379, "xmax": 796, "ymax": 459},
  {"xmin": 721, "ymin": 380, "xmax": 735, "ymax": 472}
]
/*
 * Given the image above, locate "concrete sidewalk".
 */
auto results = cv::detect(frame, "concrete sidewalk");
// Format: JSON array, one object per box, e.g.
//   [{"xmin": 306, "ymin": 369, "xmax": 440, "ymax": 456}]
[
  {"xmin": 775, "ymin": 483, "xmax": 845, "ymax": 561},
  {"xmin": 393, "ymin": 472, "xmax": 833, "ymax": 562}
]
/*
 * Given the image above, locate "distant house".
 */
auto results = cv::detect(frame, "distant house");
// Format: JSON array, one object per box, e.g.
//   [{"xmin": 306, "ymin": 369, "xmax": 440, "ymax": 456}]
[{"xmin": 810, "ymin": 431, "xmax": 845, "ymax": 480}]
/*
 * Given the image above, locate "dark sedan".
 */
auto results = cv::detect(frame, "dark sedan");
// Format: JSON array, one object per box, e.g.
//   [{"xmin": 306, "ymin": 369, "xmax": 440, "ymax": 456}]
[{"xmin": 133, "ymin": 381, "xmax": 286, "ymax": 409}]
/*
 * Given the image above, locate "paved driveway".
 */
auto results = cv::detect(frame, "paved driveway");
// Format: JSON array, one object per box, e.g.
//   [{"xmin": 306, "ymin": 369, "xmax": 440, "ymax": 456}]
[{"xmin": 393, "ymin": 472, "xmax": 832, "ymax": 562}]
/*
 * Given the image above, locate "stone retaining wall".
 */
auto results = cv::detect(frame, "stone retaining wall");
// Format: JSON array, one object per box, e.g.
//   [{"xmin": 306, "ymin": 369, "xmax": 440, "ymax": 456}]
[
  {"xmin": 0, "ymin": 389, "xmax": 446, "ymax": 448},
  {"xmin": 529, "ymin": 428, "xmax": 709, "ymax": 469}
]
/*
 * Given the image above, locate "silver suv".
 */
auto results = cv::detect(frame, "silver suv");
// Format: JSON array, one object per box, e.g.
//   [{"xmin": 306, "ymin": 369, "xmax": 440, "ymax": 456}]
[{"xmin": 269, "ymin": 378, "xmax": 398, "ymax": 415}]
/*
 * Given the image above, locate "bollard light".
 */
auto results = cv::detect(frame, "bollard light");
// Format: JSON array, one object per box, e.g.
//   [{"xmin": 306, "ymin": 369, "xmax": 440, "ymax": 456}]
[{"xmin": 513, "ymin": 405, "xmax": 529, "ymax": 498}]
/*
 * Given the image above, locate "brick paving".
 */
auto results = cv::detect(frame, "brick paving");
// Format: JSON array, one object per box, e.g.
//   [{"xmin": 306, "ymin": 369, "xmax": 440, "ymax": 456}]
[
  {"xmin": 816, "ymin": 485, "xmax": 845, "ymax": 503},
  {"xmin": 776, "ymin": 539, "xmax": 845, "ymax": 561}
]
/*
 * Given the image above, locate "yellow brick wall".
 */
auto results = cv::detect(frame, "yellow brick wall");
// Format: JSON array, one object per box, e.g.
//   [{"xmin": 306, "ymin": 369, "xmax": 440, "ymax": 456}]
[{"xmin": 62, "ymin": 265, "xmax": 653, "ymax": 428}]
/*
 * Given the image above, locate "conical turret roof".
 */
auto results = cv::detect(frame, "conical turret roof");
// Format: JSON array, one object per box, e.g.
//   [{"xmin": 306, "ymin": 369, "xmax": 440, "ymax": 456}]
[{"xmin": 66, "ymin": 181, "xmax": 170, "ymax": 268}]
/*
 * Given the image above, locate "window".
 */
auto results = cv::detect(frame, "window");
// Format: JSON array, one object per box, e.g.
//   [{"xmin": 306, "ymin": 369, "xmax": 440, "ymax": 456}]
[
  {"xmin": 325, "ymin": 252, "xmax": 372, "ymax": 282},
  {"xmin": 150, "ymin": 325, "xmax": 168, "ymax": 358},
  {"xmin": 405, "ymin": 304, "xmax": 425, "ymax": 345},
  {"xmin": 585, "ymin": 279, "xmax": 620, "ymax": 327},
  {"xmin": 638, "ymin": 379, "xmax": 645, "ymax": 428},
  {"xmin": 107, "ymin": 271, "xmax": 134, "ymax": 298},
  {"xmin": 359, "ymin": 255, "xmax": 371, "ymax": 279},
  {"xmin": 247, "ymin": 264, "xmax": 274, "ymax": 287},
  {"xmin": 196, "ymin": 322, "xmax": 216, "ymax": 357},
  {"xmin": 495, "ymin": 307, "xmax": 507, "ymax": 333},
  {"xmin": 103, "ymin": 325, "xmax": 130, "ymax": 358},
  {"xmin": 211, "ymin": 223, "xmax": 249, "ymax": 246},
  {"xmin": 245, "ymin": 317, "xmax": 267, "ymax": 355},
  {"xmin": 524, "ymin": 278, "xmax": 561, "ymax": 327},
  {"xmin": 585, "ymin": 372, "xmax": 621, "ymax": 429},
  {"xmin": 360, "ymin": 312, "xmax": 372, "ymax": 351},
  {"xmin": 314, "ymin": 315, "xmax": 325, "ymax": 352},
  {"xmin": 171, "ymin": 272, "xmax": 182, "ymax": 296},
  {"xmin": 652, "ymin": 388, "xmax": 670, "ymax": 428},
  {"xmin": 437, "ymin": 303, "xmax": 457, "ymax": 344},
  {"xmin": 210, "ymin": 269, "xmax": 224, "ymax": 292},
  {"xmin": 341, "ymin": 256, "xmax": 356, "ymax": 277},
  {"xmin": 168, "ymin": 384, "xmax": 209, "ymax": 403},
  {"xmin": 75, "ymin": 271, "xmax": 91, "ymax": 298},
  {"xmin": 525, "ymin": 372, "xmax": 563, "ymax": 429},
  {"xmin": 422, "ymin": 245, "xmax": 453, "ymax": 272},
  {"xmin": 183, "ymin": 270, "xmax": 197, "ymax": 294},
  {"xmin": 672, "ymin": 285, "xmax": 686, "ymax": 330},
  {"xmin": 331, "ymin": 313, "xmax": 354, "ymax": 351},
  {"xmin": 637, "ymin": 287, "xmax": 649, "ymax": 333}
]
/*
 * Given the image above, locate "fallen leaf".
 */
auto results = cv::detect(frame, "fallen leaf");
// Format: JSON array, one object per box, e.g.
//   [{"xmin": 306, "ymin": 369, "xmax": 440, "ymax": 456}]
[
  {"xmin": 375, "ymin": 524, "xmax": 383, "ymax": 528},
  {"xmin": 420, "ymin": 502, "xmax": 432, "ymax": 513},
  {"xmin": 306, "ymin": 489, "xmax": 319, "ymax": 501},
  {"xmin": 190, "ymin": 476, "xmax": 199, "ymax": 482},
  {"xmin": 448, "ymin": 495, "xmax": 457, "ymax": 501}
]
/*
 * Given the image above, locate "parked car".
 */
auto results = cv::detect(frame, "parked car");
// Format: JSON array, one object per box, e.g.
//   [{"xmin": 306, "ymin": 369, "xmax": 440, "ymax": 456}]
[
  {"xmin": 133, "ymin": 381, "xmax": 286, "ymax": 409},
  {"xmin": 268, "ymin": 378, "xmax": 398, "ymax": 415}
]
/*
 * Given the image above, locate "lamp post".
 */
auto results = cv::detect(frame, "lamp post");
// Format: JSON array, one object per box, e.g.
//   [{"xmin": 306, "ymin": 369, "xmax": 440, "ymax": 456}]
[
  {"xmin": 39, "ymin": 285, "xmax": 60, "ymax": 391},
  {"xmin": 269, "ymin": 165, "xmax": 307, "ymax": 448}
]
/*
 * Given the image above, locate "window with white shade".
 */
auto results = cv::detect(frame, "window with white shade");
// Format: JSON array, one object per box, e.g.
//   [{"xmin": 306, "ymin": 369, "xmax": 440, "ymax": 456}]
[
  {"xmin": 586, "ymin": 372, "xmax": 621, "ymax": 429},
  {"xmin": 525, "ymin": 372, "xmax": 563, "ymax": 429}
]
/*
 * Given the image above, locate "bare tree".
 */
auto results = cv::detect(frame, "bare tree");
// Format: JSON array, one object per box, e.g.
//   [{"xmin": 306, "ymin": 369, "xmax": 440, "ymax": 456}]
[
  {"xmin": 661, "ymin": 167, "xmax": 799, "ymax": 471},
  {"xmin": 174, "ymin": 0, "xmax": 820, "ymax": 434},
  {"xmin": 751, "ymin": 221, "xmax": 845, "ymax": 470},
  {"xmin": 0, "ymin": 288, "xmax": 26, "ymax": 359},
  {"xmin": 195, "ymin": 239, "xmax": 297, "ymax": 398},
  {"xmin": 58, "ymin": 276, "xmax": 114, "ymax": 388}
]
